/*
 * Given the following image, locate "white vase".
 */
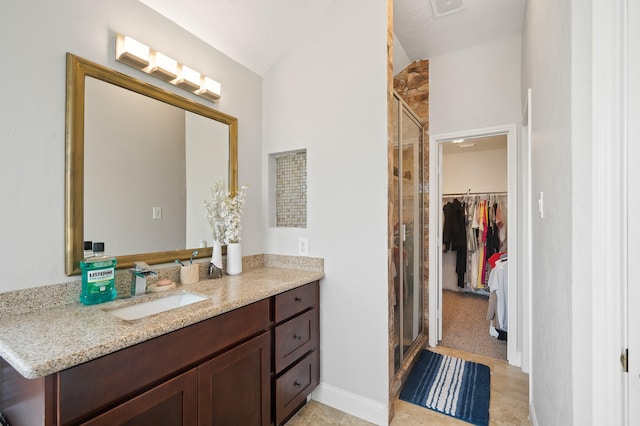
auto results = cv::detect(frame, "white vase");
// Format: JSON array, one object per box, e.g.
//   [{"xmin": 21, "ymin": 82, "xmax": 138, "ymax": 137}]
[
  {"xmin": 226, "ymin": 243, "xmax": 242, "ymax": 275},
  {"xmin": 208, "ymin": 241, "xmax": 224, "ymax": 278}
]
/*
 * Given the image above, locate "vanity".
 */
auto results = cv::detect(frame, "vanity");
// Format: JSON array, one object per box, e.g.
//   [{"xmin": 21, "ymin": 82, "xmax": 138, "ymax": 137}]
[
  {"xmin": 0, "ymin": 51, "xmax": 324, "ymax": 424},
  {"xmin": 0, "ymin": 264, "xmax": 322, "ymax": 425}
]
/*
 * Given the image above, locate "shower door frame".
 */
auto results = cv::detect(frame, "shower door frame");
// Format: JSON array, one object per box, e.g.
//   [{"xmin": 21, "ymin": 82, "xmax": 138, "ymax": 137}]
[{"xmin": 392, "ymin": 92, "xmax": 425, "ymax": 373}]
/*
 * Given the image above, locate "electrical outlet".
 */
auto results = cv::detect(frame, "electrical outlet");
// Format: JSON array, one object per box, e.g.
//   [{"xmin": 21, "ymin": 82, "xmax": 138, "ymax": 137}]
[
  {"xmin": 153, "ymin": 207, "xmax": 162, "ymax": 220},
  {"xmin": 298, "ymin": 237, "xmax": 309, "ymax": 256}
]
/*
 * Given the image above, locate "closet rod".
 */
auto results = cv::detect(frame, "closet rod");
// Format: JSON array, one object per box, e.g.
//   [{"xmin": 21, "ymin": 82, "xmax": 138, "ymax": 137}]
[{"xmin": 442, "ymin": 191, "xmax": 508, "ymax": 197}]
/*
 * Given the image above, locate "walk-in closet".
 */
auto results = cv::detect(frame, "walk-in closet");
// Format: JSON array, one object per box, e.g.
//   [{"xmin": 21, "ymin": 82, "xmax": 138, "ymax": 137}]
[{"xmin": 440, "ymin": 134, "xmax": 508, "ymax": 360}]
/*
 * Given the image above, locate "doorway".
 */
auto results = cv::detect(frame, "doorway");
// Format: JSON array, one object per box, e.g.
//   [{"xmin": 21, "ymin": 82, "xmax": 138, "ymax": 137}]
[
  {"xmin": 428, "ymin": 124, "xmax": 521, "ymax": 366},
  {"xmin": 440, "ymin": 134, "xmax": 508, "ymax": 360}
]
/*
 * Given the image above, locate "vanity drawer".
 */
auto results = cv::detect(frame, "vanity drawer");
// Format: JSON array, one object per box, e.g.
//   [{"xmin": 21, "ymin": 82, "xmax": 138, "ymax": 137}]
[
  {"xmin": 57, "ymin": 299, "xmax": 269, "ymax": 425},
  {"xmin": 274, "ymin": 309, "xmax": 318, "ymax": 374},
  {"xmin": 275, "ymin": 350, "xmax": 319, "ymax": 426},
  {"xmin": 274, "ymin": 281, "xmax": 319, "ymax": 323}
]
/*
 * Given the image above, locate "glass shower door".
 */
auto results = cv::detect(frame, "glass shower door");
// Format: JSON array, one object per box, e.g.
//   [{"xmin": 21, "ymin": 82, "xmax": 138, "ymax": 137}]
[{"xmin": 393, "ymin": 94, "xmax": 424, "ymax": 372}]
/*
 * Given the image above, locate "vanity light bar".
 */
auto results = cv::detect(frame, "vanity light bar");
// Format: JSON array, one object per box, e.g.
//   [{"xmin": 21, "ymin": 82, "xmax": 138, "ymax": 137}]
[
  {"xmin": 149, "ymin": 52, "xmax": 178, "ymax": 81},
  {"xmin": 115, "ymin": 35, "xmax": 150, "ymax": 68},
  {"xmin": 196, "ymin": 77, "xmax": 222, "ymax": 102},
  {"xmin": 115, "ymin": 34, "xmax": 221, "ymax": 103},
  {"xmin": 175, "ymin": 65, "xmax": 201, "ymax": 91}
]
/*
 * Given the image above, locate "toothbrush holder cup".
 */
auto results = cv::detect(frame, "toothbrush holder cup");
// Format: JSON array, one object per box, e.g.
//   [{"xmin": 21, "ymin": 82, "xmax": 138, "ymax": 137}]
[{"xmin": 180, "ymin": 264, "xmax": 199, "ymax": 285}]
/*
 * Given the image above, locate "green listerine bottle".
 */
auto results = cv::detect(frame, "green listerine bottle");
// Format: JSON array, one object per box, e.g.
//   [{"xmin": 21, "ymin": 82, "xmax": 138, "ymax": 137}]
[{"xmin": 79, "ymin": 242, "xmax": 117, "ymax": 305}]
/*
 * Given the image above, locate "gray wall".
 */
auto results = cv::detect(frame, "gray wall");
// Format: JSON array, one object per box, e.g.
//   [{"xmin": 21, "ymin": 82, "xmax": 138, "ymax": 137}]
[
  {"xmin": 262, "ymin": 0, "xmax": 390, "ymax": 422},
  {"xmin": 522, "ymin": 1, "xmax": 592, "ymax": 424}
]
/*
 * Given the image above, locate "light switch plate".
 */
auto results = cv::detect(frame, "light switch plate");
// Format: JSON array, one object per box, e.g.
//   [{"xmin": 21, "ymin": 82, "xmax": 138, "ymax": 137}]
[{"xmin": 538, "ymin": 192, "xmax": 544, "ymax": 219}]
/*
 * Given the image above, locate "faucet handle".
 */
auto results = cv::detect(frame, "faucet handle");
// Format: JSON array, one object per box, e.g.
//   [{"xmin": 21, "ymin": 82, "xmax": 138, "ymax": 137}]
[{"xmin": 133, "ymin": 261, "xmax": 151, "ymax": 271}]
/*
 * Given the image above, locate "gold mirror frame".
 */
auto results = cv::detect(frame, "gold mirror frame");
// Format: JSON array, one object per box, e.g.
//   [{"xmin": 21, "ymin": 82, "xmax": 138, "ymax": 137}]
[{"xmin": 65, "ymin": 53, "xmax": 238, "ymax": 275}]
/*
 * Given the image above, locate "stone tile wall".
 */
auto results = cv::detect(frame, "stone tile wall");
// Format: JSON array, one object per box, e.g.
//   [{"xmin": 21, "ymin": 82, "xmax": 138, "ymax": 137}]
[
  {"xmin": 393, "ymin": 59, "xmax": 430, "ymax": 336},
  {"xmin": 388, "ymin": 57, "xmax": 430, "ymax": 415}
]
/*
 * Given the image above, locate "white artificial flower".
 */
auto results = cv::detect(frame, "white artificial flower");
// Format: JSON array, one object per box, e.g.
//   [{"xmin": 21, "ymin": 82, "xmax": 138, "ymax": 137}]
[{"xmin": 204, "ymin": 181, "xmax": 248, "ymax": 245}]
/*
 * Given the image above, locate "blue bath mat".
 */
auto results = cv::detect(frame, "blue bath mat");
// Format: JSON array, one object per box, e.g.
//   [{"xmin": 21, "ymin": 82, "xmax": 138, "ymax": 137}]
[{"xmin": 399, "ymin": 350, "xmax": 490, "ymax": 426}]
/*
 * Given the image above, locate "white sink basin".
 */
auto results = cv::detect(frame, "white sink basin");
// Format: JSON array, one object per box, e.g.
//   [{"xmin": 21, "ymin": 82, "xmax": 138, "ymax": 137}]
[{"xmin": 108, "ymin": 292, "xmax": 208, "ymax": 321}]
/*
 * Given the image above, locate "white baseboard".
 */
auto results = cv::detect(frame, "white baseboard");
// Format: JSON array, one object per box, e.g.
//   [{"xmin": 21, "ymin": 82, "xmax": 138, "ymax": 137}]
[
  {"xmin": 508, "ymin": 348, "xmax": 522, "ymax": 368},
  {"xmin": 530, "ymin": 401, "xmax": 538, "ymax": 426},
  {"xmin": 311, "ymin": 382, "xmax": 389, "ymax": 426}
]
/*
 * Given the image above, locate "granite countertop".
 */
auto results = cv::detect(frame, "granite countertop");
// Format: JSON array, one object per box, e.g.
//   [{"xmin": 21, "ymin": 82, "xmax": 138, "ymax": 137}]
[{"xmin": 0, "ymin": 257, "xmax": 323, "ymax": 380}]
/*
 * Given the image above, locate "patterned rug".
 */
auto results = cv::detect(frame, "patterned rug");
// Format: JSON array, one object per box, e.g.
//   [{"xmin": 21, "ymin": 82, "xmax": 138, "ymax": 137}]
[{"xmin": 399, "ymin": 350, "xmax": 491, "ymax": 426}]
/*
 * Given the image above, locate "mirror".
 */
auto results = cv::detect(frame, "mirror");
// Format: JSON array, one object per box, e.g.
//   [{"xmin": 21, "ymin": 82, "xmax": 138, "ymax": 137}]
[{"xmin": 65, "ymin": 53, "xmax": 238, "ymax": 275}]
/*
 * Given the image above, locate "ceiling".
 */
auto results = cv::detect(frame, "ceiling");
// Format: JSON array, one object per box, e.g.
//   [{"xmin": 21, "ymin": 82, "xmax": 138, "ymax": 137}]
[
  {"xmin": 138, "ymin": 0, "xmax": 338, "ymax": 76},
  {"xmin": 394, "ymin": 0, "xmax": 525, "ymax": 61},
  {"xmin": 441, "ymin": 134, "xmax": 507, "ymax": 155},
  {"xmin": 139, "ymin": 0, "xmax": 526, "ymax": 76}
]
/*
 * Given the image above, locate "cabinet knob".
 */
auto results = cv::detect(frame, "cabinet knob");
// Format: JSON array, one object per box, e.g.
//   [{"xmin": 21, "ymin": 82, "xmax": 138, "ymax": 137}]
[
  {"xmin": 293, "ymin": 334, "xmax": 302, "ymax": 340},
  {"xmin": 294, "ymin": 381, "xmax": 301, "ymax": 388},
  {"xmin": 294, "ymin": 297, "xmax": 302, "ymax": 302}
]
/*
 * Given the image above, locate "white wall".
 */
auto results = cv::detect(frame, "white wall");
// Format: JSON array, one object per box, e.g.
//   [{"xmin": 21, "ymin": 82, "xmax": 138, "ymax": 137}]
[
  {"xmin": 0, "ymin": 0, "xmax": 262, "ymax": 292},
  {"xmin": 262, "ymin": 0, "xmax": 390, "ymax": 423},
  {"xmin": 393, "ymin": 32, "xmax": 412, "ymax": 76},
  {"xmin": 521, "ymin": 1, "xmax": 576, "ymax": 424},
  {"xmin": 442, "ymin": 146, "xmax": 508, "ymax": 194},
  {"xmin": 429, "ymin": 34, "xmax": 522, "ymax": 135}
]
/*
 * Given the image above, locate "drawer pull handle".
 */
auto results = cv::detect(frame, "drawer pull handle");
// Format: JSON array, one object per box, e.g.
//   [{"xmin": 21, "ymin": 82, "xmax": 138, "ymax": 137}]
[
  {"xmin": 293, "ymin": 334, "xmax": 302, "ymax": 340},
  {"xmin": 295, "ymin": 297, "xmax": 302, "ymax": 302},
  {"xmin": 294, "ymin": 381, "xmax": 301, "ymax": 388}
]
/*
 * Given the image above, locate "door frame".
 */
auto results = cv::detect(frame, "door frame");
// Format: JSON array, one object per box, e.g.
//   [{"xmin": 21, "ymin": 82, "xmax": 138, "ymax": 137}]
[
  {"xmin": 428, "ymin": 123, "xmax": 522, "ymax": 366},
  {"xmin": 589, "ymin": 0, "xmax": 627, "ymax": 423},
  {"xmin": 627, "ymin": 0, "xmax": 639, "ymax": 423}
]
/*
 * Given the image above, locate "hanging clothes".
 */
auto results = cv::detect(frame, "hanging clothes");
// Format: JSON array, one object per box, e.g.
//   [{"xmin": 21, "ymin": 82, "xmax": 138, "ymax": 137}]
[
  {"xmin": 443, "ymin": 192, "xmax": 508, "ymax": 290},
  {"xmin": 488, "ymin": 258, "xmax": 509, "ymax": 332},
  {"xmin": 443, "ymin": 198, "xmax": 467, "ymax": 288}
]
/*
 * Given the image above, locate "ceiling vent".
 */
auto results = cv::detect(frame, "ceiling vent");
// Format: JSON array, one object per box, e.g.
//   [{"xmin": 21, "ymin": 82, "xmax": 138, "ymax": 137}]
[{"xmin": 430, "ymin": 0, "xmax": 466, "ymax": 18}]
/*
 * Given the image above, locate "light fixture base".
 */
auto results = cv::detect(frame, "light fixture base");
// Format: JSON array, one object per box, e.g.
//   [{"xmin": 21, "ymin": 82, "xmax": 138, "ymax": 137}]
[
  {"xmin": 196, "ymin": 89, "xmax": 221, "ymax": 103},
  {"xmin": 148, "ymin": 67, "xmax": 177, "ymax": 82}
]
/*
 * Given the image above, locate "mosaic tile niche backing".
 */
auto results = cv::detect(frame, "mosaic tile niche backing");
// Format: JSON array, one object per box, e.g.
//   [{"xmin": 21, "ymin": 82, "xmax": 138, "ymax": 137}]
[{"xmin": 275, "ymin": 151, "xmax": 307, "ymax": 227}]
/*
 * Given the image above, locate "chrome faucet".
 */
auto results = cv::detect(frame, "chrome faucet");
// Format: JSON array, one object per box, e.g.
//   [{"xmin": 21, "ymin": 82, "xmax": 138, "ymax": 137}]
[{"xmin": 129, "ymin": 262, "xmax": 158, "ymax": 296}]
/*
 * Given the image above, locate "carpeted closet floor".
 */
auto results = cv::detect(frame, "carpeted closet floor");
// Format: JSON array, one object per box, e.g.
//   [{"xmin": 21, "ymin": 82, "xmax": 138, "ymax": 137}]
[{"xmin": 440, "ymin": 289, "xmax": 507, "ymax": 360}]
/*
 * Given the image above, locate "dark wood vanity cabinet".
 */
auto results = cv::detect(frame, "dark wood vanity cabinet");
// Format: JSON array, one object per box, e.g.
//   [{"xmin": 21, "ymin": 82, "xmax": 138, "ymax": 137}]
[
  {"xmin": 273, "ymin": 282, "xmax": 320, "ymax": 425},
  {"xmin": 81, "ymin": 332, "xmax": 272, "ymax": 426},
  {"xmin": 0, "ymin": 281, "xmax": 320, "ymax": 426},
  {"xmin": 57, "ymin": 299, "xmax": 271, "ymax": 426}
]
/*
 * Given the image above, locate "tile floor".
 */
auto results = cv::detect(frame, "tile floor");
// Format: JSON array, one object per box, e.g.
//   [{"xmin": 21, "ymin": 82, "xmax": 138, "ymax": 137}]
[{"xmin": 286, "ymin": 346, "xmax": 529, "ymax": 425}]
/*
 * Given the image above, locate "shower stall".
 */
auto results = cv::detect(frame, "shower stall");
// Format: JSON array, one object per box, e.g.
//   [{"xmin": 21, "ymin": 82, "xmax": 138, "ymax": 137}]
[{"xmin": 391, "ymin": 92, "xmax": 424, "ymax": 372}]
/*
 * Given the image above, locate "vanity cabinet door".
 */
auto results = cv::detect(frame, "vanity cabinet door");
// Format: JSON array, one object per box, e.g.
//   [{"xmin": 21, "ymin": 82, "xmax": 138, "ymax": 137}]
[
  {"xmin": 198, "ymin": 332, "xmax": 271, "ymax": 426},
  {"xmin": 81, "ymin": 368, "xmax": 197, "ymax": 426}
]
